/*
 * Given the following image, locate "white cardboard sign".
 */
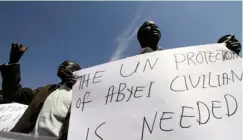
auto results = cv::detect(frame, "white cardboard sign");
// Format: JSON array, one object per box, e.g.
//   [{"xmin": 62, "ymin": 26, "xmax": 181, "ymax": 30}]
[
  {"xmin": 69, "ymin": 43, "xmax": 242, "ymax": 140},
  {"xmin": 0, "ymin": 103, "xmax": 28, "ymax": 132}
]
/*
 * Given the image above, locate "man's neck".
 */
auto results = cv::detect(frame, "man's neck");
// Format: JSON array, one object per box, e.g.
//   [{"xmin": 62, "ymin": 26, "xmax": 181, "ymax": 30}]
[{"xmin": 143, "ymin": 46, "xmax": 159, "ymax": 51}]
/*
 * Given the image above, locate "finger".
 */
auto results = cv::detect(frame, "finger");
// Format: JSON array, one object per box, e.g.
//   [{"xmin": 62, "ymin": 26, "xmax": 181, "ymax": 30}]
[
  {"xmin": 65, "ymin": 79, "xmax": 77, "ymax": 85},
  {"xmin": 20, "ymin": 46, "xmax": 28, "ymax": 52},
  {"xmin": 63, "ymin": 74, "xmax": 76, "ymax": 80},
  {"xmin": 65, "ymin": 80, "xmax": 77, "ymax": 84},
  {"xmin": 24, "ymin": 46, "xmax": 28, "ymax": 52},
  {"xmin": 227, "ymin": 36, "xmax": 235, "ymax": 42},
  {"xmin": 61, "ymin": 69, "xmax": 73, "ymax": 75},
  {"xmin": 58, "ymin": 70, "xmax": 73, "ymax": 79},
  {"xmin": 16, "ymin": 43, "xmax": 20, "ymax": 47},
  {"xmin": 66, "ymin": 70, "xmax": 74, "ymax": 75},
  {"xmin": 11, "ymin": 43, "xmax": 17, "ymax": 48},
  {"xmin": 65, "ymin": 76, "xmax": 76, "ymax": 80}
]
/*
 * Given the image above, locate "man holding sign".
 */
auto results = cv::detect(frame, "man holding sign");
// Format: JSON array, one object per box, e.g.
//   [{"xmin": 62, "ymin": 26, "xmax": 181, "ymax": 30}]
[
  {"xmin": 137, "ymin": 21, "xmax": 163, "ymax": 54},
  {"xmin": 137, "ymin": 20, "xmax": 241, "ymax": 55},
  {"xmin": 0, "ymin": 43, "xmax": 81, "ymax": 140}
]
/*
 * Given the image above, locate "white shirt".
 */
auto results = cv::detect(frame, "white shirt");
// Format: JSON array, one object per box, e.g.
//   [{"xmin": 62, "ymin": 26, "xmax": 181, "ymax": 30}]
[{"xmin": 31, "ymin": 84, "xmax": 72, "ymax": 138}]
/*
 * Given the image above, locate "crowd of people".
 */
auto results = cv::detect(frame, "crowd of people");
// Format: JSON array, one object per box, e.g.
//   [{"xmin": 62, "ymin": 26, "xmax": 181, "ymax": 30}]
[{"xmin": 0, "ymin": 21, "xmax": 241, "ymax": 140}]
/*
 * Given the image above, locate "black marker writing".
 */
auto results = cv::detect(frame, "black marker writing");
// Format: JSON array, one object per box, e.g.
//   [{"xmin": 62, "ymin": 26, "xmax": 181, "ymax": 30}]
[
  {"xmin": 180, "ymin": 106, "xmax": 194, "ymax": 128},
  {"xmin": 116, "ymin": 83, "xmax": 126, "ymax": 102},
  {"xmin": 77, "ymin": 70, "xmax": 106, "ymax": 90},
  {"xmin": 138, "ymin": 93, "xmax": 238, "ymax": 138},
  {"xmin": 85, "ymin": 122, "xmax": 106, "ymax": 140},
  {"xmin": 211, "ymin": 101, "xmax": 222, "ymax": 119},
  {"xmin": 231, "ymin": 70, "xmax": 243, "ymax": 82},
  {"xmin": 143, "ymin": 58, "xmax": 159, "ymax": 72},
  {"xmin": 1, "ymin": 128, "xmax": 9, "ymax": 131},
  {"xmin": 188, "ymin": 75, "xmax": 201, "ymax": 88},
  {"xmin": 105, "ymin": 81, "xmax": 155, "ymax": 105},
  {"xmin": 76, "ymin": 92, "xmax": 92, "ymax": 111},
  {"xmin": 196, "ymin": 101, "xmax": 210, "ymax": 125},
  {"xmin": 0, "ymin": 114, "xmax": 11, "ymax": 122},
  {"xmin": 173, "ymin": 50, "xmax": 239, "ymax": 70},
  {"xmin": 86, "ymin": 128, "xmax": 90, "ymax": 140},
  {"xmin": 95, "ymin": 122, "xmax": 106, "ymax": 140},
  {"xmin": 120, "ymin": 58, "xmax": 159, "ymax": 78},
  {"xmin": 170, "ymin": 70, "xmax": 242, "ymax": 92},
  {"xmin": 224, "ymin": 94, "xmax": 238, "ymax": 117},
  {"xmin": 93, "ymin": 71, "xmax": 105, "ymax": 84},
  {"xmin": 141, "ymin": 111, "xmax": 157, "ymax": 140},
  {"xmin": 159, "ymin": 112, "xmax": 174, "ymax": 131},
  {"xmin": 78, "ymin": 74, "xmax": 91, "ymax": 90}
]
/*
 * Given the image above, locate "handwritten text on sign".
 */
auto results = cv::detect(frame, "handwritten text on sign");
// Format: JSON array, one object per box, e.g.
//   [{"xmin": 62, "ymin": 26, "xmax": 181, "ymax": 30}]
[
  {"xmin": 0, "ymin": 103, "xmax": 28, "ymax": 132},
  {"xmin": 69, "ymin": 43, "xmax": 242, "ymax": 140}
]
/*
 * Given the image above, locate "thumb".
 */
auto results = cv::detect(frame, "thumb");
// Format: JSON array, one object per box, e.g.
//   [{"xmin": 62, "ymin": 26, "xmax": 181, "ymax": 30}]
[{"xmin": 20, "ymin": 46, "xmax": 29, "ymax": 52}]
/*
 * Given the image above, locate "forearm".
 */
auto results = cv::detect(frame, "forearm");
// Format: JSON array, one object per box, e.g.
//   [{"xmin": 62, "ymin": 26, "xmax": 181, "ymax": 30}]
[
  {"xmin": 1, "ymin": 63, "xmax": 21, "ymax": 96},
  {"xmin": 0, "ymin": 63, "xmax": 35, "ymax": 104}
]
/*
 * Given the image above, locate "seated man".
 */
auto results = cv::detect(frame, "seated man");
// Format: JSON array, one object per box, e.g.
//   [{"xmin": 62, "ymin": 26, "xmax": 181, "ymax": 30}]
[
  {"xmin": 137, "ymin": 21, "xmax": 162, "ymax": 54},
  {"xmin": 0, "ymin": 43, "xmax": 81, "ymax": 140}
]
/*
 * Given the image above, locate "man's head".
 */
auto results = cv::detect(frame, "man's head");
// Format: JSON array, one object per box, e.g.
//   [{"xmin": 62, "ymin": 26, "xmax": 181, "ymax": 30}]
[
  {"xmin": 137, "ymin": 21, "xmax": 161, "ymax": 50},
  {"xmin": 218, "ymin": 34, "xmax": 241, "ymax": 55},
  {"xmin": 57, "ymin": 60, "xmax": 81, "ymax": 88}
]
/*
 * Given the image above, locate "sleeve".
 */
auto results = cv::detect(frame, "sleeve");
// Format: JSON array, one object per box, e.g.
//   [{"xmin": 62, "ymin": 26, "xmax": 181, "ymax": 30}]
[
  {"xmin": 0, "ymin": 63, "xmax": 39, "ymax": 105},
  {"xmin": 59, "ymin": 107, "xmax": 71, "ymax": 140}
]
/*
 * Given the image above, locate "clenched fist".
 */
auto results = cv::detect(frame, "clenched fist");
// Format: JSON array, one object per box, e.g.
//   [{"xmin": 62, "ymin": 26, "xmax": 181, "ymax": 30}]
[{"xmin": 9, "ymin": 43, "xmax": 28, "ymax": 64}]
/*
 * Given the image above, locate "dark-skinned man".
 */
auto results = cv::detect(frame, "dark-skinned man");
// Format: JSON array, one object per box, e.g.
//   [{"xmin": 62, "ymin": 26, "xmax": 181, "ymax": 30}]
[
  {"xmin": 137, "ymin": 21, "xmax": 241, "ymax": 55},
  {"xmin": 137, "ymin": 21, "xmax": 162, "ymax": 54},
  {"xmin": 0, "ymin": 43, "xmax": 81, "ymax": 140}
]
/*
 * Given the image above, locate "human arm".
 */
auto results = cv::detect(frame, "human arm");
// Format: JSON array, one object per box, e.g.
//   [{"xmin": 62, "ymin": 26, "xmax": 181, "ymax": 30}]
[{"xmin": 0, "ymin": 43, "xmax": 38, "ymax": 104}]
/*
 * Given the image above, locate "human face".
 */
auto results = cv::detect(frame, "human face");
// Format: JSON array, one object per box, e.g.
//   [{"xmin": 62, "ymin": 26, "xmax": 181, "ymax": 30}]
[{"xmin": 140, "ymin": 21, "xmax": 161, "ymax": 39}]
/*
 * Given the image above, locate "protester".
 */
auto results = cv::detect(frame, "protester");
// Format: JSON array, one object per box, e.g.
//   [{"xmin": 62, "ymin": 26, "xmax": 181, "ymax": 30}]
[
  {"xmin": 137, "ymin": 21, "xmax": 242, "ymax": 55},
  {"xmin": 0, "ymin": 43, "xmax": 81, "ymax": 140},
  {"xmin": 218, "ymin": 34, "xmax": 241, "ymax": 55},
  {"xmin": 137, "ymin": 21, "xmax": 163, "ymax": 54}
]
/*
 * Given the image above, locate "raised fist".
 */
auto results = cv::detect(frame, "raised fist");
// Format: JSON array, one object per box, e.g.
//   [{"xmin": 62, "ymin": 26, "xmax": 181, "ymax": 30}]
[
  {"xmin": 218, "ymin": 35, "xmax": 241, "ymax": 55},
  {"xmin": 9, "ymin": 43, "xmax": 28, "ymax": 63}
]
